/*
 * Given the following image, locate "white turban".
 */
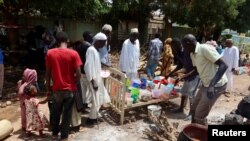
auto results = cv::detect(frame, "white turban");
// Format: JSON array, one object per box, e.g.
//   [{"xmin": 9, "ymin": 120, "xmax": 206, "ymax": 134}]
[
  {"xmin": 93, "ymin": 32, "xmax": 107, "ymax": 41},
  {"xmin": 130, "ymin": 28, "xmax": 139, "ymax": 33},
  {"xmin": 102, "ymin": 24, "xmax": 112, "ymax": 32}
]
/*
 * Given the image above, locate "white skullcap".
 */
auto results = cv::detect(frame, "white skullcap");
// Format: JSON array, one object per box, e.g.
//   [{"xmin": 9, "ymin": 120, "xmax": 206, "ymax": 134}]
[
  {"xmin": 130, "ymin": 28, "xmax": 139, "ymax": 33},
  {"xmin": 93, "ymin": 32, "xmax": 107, "ymax": 40},
  {"xmin": 102, "ymin": 24, "xmax": 112, "ymax": 32}
]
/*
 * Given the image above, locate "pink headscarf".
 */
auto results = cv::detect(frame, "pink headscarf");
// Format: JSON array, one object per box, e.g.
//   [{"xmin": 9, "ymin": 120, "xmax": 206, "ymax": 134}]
[
  {"xmin": 18, "ymin": 68, "xmax": 37, "ymax": 130},
  {"xmin": 18, "ymin": 68, "xmax": 37, "ymax": 96}
]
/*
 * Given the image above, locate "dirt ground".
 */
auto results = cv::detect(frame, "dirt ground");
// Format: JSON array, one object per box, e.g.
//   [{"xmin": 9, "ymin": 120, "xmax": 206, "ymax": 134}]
[{"xmin": 0, "ymin": 65, "xmax": 250, "ymax": 141}]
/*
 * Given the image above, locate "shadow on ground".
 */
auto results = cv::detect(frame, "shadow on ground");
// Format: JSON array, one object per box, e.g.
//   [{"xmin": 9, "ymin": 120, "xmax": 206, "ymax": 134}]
[{"xmin": 99, "ymin": 101, "xmax": 187, "ymax": 126}]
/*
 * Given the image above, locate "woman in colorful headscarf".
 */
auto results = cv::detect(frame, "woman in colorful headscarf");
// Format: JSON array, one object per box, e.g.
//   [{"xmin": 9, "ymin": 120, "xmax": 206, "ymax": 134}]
[
  {"xmin": 161, "ymin": 38, "xmax": 174, "ymax": 76},
  {"xmin": 17, "ymin": 68, "xmax": 37, "ymax": 131}
]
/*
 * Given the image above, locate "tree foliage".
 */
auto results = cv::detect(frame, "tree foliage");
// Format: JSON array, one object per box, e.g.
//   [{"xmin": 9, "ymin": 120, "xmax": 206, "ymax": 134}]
[
  {"xmin": 159, "ymin": 0, "xmax": 190, "ymax": 25},
  {"xmin": 31, "ymin": 0, "xmax": 110, "ymax": 20},
  {"xmin": 0, "ymin": 0, "xmax": 110, "ymax": 20},
  {"xmin": 187, "ymin": 0, "xmax": 245, "ymax": 40},
  {"xmin": 107, "ymin": 0, "xmax": 156, "ymax": 45},
  {"xmin": 0, "ymin": 0, "xmax": 249, "ymax": 47},
  {"xmin": 157, "ymin": 0, "xmax": 191, "ymax": 37},
  {"xmin": 228, "ymin": 0, "xmax": 250, "ymax": 33}
]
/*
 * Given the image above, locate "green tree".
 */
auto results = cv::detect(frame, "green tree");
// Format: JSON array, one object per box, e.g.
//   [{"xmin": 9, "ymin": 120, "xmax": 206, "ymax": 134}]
[
  {"xmin": 187, "ymin": 0, "xmax": 245, "ymax": 41},
  {"xmin": 0, "ymin": 0, "xmax": 110, "ymax": 50},
  {"xmin": 131, "ymin": 0, "xmax": 152, "ymax": 46},
  {"xmin": 31, "ymin": 0, "xmax": 110, "ymax": 20},
  {"xmin": 228, "ymin": 0, "xmax": 250, "ymax": 33},
  {"xmin": 107, "ymin": 0, "xmax": 153, "ymax": 47},
  {"xmin": 158, "ymin": 0, "xmax": 191, "ymax": 38}
]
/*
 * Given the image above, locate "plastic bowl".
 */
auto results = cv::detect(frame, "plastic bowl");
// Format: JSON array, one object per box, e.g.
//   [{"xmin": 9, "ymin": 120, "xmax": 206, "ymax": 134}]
[{"xmin": 147, "ymin": 105, "xmax": 162, "ymax": 121}]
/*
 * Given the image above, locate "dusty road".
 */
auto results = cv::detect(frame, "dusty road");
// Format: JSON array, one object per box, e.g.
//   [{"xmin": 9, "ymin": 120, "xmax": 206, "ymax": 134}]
[{"xmin": 1, "ymin": 72, "xmax": 249, "ymax": 141}]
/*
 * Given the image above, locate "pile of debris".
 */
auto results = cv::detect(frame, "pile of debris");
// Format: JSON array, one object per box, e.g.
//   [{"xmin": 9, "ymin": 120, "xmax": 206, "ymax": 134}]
[
  {"xmin": 0, "ymin": 101, "xmax": 12, "ymax": 108},
  {"xmin": 223, "ymin": 95, "xmax": 250, "ymax": 125},
  {"xmin": 143, "ymin": 115, "xmax": 179, "ymax": 141},
  {"xmin": 0, "ymin": 93, "xmax": 17, "ymax": 108}
]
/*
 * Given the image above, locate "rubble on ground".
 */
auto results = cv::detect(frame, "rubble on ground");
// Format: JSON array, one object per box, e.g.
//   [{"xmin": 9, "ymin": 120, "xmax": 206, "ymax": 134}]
[{"xmin": 143, "ymin": 115, "xmax": 179, "ymax": 141}]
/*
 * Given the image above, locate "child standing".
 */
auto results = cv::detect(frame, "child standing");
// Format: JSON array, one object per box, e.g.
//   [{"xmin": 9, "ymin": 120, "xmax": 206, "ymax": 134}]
[
  {"xmin": 24, "ymin": 85, "xmax": 48, "ymax": 136},
  {"xmin": 17, "ymin": 68, "xmax": 38, "ymax": 131}
]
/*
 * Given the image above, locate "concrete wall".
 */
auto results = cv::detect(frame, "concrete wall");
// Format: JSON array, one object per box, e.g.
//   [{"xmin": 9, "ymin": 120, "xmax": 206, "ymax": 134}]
[
  {"xmin": 19, "ymin": 17, "xmax": 102, "ymax": 41},
  {"xmin": 18, "ymin": 17, "xmax": 194, "ymax": 44}
]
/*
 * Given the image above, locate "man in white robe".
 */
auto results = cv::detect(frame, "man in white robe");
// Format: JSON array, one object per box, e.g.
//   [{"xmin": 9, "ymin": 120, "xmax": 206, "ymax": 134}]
[
  {"xmin": 222, "ymin": 39, "xmax": 239, "ymax": 95},
  {"xmin": 119, "ymin": 28, "xmax": 140, "ymax": 80},
  {"xmin": 83, "ymin": 32, "xmax": 111, "ymax": 125}
]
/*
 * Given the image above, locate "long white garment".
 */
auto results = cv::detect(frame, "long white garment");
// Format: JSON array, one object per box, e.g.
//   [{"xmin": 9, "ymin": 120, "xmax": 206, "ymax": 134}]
[
  {"xmin": 84, "ymin": 46, "xmax": 111, "ymax": 119},
  {"xmin": 118, "ymin": 39, "xmax": 140, "ymax": 80},
  {"xmin": 222, "ymin": 46, "xmax": 239, "ymax": 92},
  {"xmin": 71, "ymin": 102, "xmax": 81, "ymax": 127},
  {"xmin": 79, "ymin": 75, "xmax": 91, "ymax": 104}
]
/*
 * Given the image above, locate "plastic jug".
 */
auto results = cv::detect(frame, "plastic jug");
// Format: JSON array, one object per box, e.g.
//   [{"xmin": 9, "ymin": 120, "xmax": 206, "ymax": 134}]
[
  {"xmin": 140, "ymin": 78, "xmax": 147, "ymax": 89},
  {"xmin": 163, "ymin": 84, "xmax": 174, "ymax": 94},
  {"xmin": 129, "ymin": 87, "xmax": 140, "ymax": 102}
]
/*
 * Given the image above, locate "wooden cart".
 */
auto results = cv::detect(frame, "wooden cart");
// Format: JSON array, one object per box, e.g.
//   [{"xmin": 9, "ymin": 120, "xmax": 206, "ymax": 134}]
[{"xmin": 104, "ymin": 67, "xmax": 179, "ymax": 125}]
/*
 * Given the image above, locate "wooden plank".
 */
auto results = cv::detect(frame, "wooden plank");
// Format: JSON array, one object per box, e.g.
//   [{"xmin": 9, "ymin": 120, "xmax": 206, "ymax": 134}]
[
  {"xmin": 108, "ymin": 77, "xmax": 124, "ymax": 85},
  {"xmin": 124, "ymin": 94, "xmax": 179, "ymax": 109}
]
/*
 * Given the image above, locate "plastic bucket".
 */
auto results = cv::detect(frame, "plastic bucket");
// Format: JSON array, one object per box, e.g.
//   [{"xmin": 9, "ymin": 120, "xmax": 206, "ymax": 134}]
[{"xmin": 147, "ymin": 105, "xmax": 162, "ymax": 121}]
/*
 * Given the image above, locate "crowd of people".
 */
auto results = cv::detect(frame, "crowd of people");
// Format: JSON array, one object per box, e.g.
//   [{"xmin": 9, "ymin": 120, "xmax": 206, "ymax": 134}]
[
  {"xmin": 10, "ymin": 22, "xmax": 248, "ymax": 141},
  {"xmin": 16, "ymin": 23, "xmax": 147, "ymax": 140},
  {"xmin": 145, "ymin": 34, "xmax": 243, "ymax": 125}
]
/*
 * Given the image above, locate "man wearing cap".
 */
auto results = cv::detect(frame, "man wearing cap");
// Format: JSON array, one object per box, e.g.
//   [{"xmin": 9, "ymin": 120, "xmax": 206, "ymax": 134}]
[
  {"xmin": 119, "ymin": 28, "xmax": 140, "ymax": 80},
  {"xmin": 221, "ymin": 39, "xmax": 239, "ymax": 96},
  {"xmin": 84, "ymin": 32, "xmax": 111, "ymax": 125},
  {"xmin": 98, "ymin": 24, "xmax": 112, "ymax": 67},
  {"xmin": 45, "ymin": 31, "xmax": 82, "ymax": 141}
]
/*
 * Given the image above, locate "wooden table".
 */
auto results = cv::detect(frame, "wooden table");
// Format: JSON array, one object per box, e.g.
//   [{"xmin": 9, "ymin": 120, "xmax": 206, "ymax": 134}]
[{"xmin": 104, "ymin": 67, "xmax": 179, "ymax": 125}]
